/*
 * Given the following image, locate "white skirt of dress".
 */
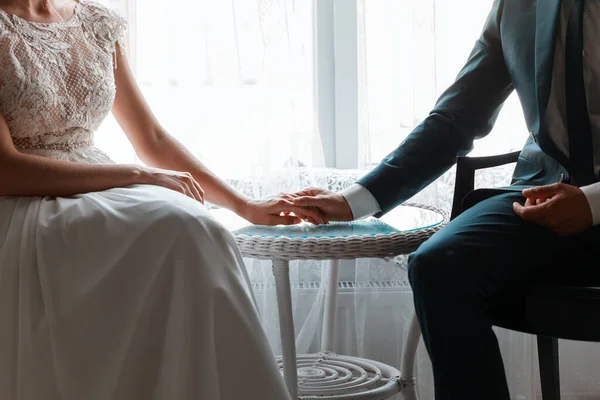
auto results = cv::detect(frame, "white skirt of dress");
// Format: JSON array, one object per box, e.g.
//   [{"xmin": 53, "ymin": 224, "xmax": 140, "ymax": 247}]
[{"xmin": 0, "ymin": 147, "xmax": 291, "ymax": 400}]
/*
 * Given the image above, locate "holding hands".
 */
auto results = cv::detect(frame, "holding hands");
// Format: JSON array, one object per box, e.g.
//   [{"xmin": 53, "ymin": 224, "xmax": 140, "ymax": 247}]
[
  {"xmin": 289, "ymin": 188, "xmax": 353, "ymax": 223},
  {"xmin": 243, "ymin": 187, "xmax": 355, "ymax": 226},
  {"xmin": 239, "ymin": 196, "xmax": 328, "ymax": 226},
  {"xmin": 241, "ymin": 188, "xmax": 353, "ymax": 226}
]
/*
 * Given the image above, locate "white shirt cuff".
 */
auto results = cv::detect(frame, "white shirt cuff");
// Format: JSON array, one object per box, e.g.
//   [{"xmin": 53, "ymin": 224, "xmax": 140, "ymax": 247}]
[
  {"xmin": 340, "ymin": 183, "xmax": 381, "ymax": 220},
  {"xmin": 579, "ymin": 182, "xmax": 600, "ymax": 225}
]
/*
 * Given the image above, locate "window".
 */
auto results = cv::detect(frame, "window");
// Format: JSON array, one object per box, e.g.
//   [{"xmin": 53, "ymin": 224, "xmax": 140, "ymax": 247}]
[
  {"xmin": 97, "ymin": 0, "xmax": 320, "ymax": 179},
  {"xmin": 357, "ymin": 0, "xmax": 527, "ymax": 166},
  {"xmin": 99, "ymin": 0, "xmax": 527, "ymax": 174}
]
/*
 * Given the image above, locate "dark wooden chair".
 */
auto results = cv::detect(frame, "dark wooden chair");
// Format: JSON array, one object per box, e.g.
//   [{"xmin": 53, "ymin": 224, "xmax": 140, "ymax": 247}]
[{"xmin": 452, "ymin": 151, "xmax": 600, "ymax": 400}]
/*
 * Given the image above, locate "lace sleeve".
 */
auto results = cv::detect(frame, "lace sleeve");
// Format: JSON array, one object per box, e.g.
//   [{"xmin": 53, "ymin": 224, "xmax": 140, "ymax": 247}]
[{"xmin": 79, "ymin": 1, "xmax": 127, "ymax": 66}]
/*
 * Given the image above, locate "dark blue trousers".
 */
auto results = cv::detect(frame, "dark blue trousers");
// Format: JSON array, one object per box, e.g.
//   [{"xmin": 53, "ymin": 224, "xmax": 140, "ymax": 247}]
[{"xmin": 408, "ymin": 192, "xmax": 600, "ymax": 400}]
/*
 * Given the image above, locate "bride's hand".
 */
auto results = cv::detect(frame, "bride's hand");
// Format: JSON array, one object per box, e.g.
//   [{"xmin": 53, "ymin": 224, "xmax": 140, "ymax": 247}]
[
  {"xmin": 241, "ymin": 195, "xmax": 327, "ymax": 226},
  {"xmin": 140, "ymin": 167, "xmax": 205, "ymax": 203}
]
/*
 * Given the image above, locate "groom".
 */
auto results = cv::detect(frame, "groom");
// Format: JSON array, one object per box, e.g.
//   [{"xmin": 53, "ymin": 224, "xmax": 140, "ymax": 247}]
[{"xmin": 291, "ymin": 1, "xmax": 600, "ymax": 399}]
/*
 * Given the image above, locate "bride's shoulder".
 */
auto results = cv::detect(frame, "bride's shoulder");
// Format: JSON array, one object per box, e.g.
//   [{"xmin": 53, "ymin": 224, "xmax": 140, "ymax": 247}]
[
  {"xmin": 78, "ymin": 0, "xmax": 126, "ymax": 26},
  {"xmin": 77, "ymin": 0, "xmax": 127, "ymax": 49}
]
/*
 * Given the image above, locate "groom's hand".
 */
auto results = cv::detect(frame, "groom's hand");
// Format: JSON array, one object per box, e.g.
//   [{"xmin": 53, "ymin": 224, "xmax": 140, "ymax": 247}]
[
  {"xmin": 291, "ymin": 188, "xmax": 353, "ymax": 223},
  {"xmin": 513, "ymin": 182, "xmax": 592, "ymax": 236}
]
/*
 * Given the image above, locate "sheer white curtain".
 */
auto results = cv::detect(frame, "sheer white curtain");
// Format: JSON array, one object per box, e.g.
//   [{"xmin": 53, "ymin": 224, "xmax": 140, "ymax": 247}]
[{"xmin": 95, "ymin": 0, "xmax": 600, "ymax": 399}]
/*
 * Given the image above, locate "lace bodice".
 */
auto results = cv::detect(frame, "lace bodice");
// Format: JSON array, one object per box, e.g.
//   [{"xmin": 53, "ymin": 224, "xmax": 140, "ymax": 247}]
[{"xmin": 0, "ymin": 0, "xmax": 125, "ymax": 156}]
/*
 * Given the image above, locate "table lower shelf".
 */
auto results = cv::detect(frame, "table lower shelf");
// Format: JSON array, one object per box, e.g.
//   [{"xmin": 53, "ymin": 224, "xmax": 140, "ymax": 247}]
[{"xmin": 276, "ymin": 351, "xmax": 402, "ymax": 399}]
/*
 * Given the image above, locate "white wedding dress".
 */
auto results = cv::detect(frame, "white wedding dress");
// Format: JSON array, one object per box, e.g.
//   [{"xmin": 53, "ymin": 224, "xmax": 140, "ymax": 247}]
[{"xmin": 0, "ymin": 2, "xmax": 290, "ymax": 399}]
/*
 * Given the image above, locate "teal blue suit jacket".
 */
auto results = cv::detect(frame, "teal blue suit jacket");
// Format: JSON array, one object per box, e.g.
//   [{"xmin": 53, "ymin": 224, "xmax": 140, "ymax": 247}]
[{"xmin": 358, "ymin": 0, "xmax": 574, "ymax": 216}]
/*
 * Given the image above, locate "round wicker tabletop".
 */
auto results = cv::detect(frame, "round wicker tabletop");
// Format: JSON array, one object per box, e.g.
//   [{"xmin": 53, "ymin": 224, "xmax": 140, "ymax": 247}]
[{"xmin": 228, "ymin": 203, "xmax": 449, "ymax": 260}]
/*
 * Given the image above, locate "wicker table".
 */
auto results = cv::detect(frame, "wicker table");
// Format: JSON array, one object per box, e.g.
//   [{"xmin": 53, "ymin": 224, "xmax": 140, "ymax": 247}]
[{"xmin": 214, "ymin": 203, "xmax": 448, "ymax": 400}]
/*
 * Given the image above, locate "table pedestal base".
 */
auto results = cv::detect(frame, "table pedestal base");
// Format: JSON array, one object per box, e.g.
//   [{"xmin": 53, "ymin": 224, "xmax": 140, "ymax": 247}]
[
  {"xmin": 271, "ymin": 259, "xmax": 406, "ymax": 399},
  {"xmin": 276, "ymin": 352, "xmax": 401, "ymax": 399}
]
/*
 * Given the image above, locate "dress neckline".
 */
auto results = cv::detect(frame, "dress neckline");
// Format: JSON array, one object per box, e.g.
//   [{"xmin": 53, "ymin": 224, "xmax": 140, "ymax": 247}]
[{"xmin": 0, "ymin": 1, "xmax": 81, "ymax": 27}]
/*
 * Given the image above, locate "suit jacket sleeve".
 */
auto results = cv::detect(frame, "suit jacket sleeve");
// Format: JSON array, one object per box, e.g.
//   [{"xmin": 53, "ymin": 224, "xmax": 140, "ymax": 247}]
[{"xmin": 358, "ymin": 0, "xmax": 514, "ymax": 216}]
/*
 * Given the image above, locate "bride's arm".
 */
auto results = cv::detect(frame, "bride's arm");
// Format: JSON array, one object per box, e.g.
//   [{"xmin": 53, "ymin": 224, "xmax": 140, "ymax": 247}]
[
  {"xmin": 111, "ymin": 49, "xmax": 325, "ymax": 225},
  {"xmin": 110, "ymin": 50, "xmax": 243, "ymax": 212},
  {"xmin": 0, "ymin": 114, "xmax": 203, "ymax": 199}
]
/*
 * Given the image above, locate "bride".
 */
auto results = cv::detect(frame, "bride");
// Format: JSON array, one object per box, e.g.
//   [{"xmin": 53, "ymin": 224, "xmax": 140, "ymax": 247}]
[{"xmin": 0, "ymin": 0, "xmax": 322, "ymax": 399}]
